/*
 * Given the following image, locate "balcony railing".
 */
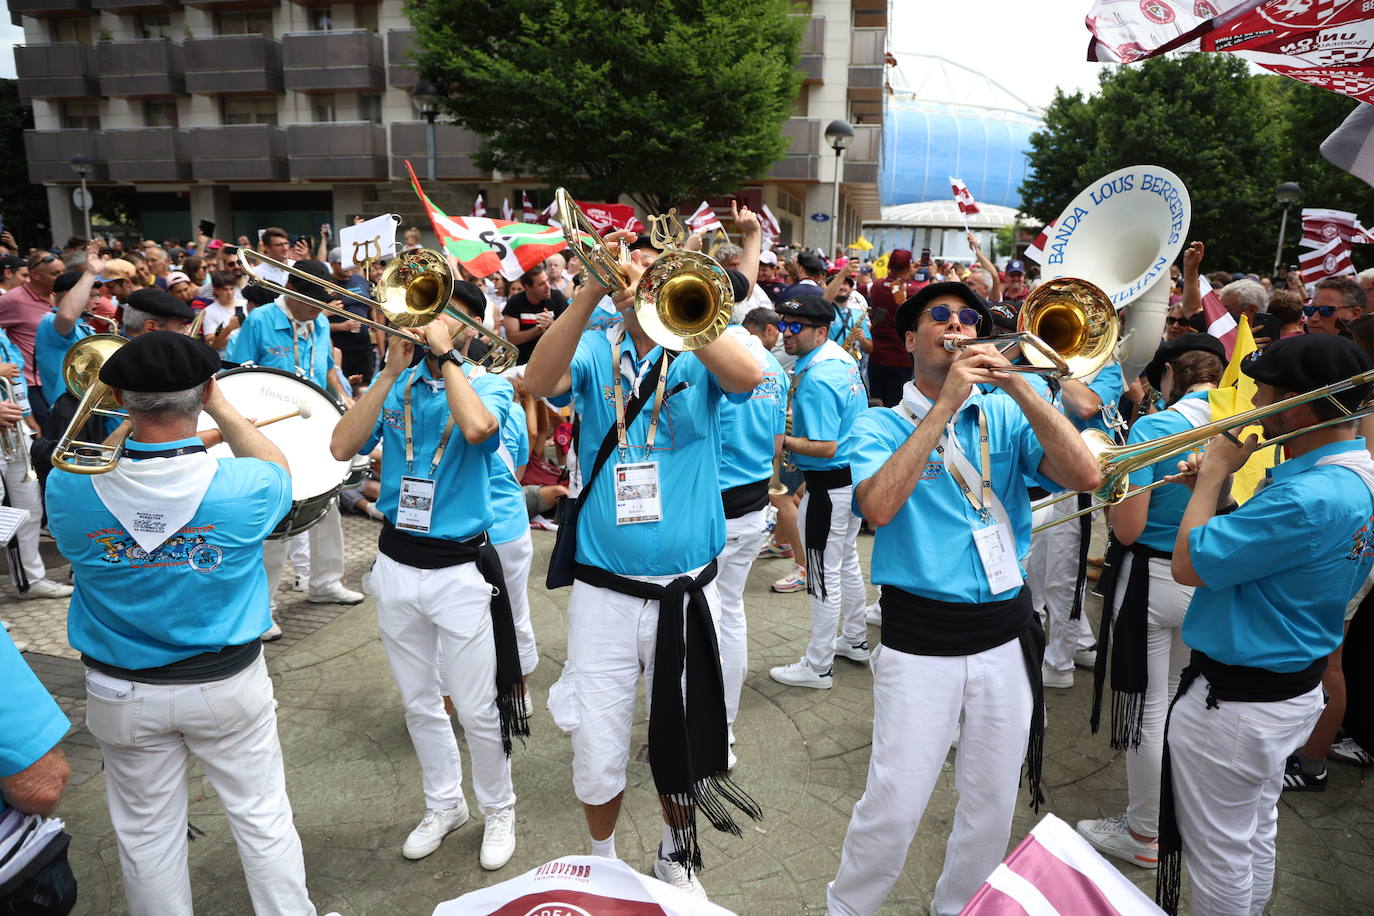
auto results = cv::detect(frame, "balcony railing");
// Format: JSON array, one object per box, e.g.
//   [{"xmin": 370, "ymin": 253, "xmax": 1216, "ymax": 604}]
[
  {"xmin": 15, "ymin": 44, "xmax": 101, "ymax": 100},
  {"xmin": 387, "ymin": 29, "xmax": 417, "ymax": 88},
  {"xmin": 96, "ymin": 39, "xmax": 185, "ymax": 97},
  {"xmin": 7, "ymin": 0, "xmax": 91, "ymax": 17},
  {"xmin": 848, "ymin": 27, "xmax": 885, "ymax": 97},
  {"xmin": 24, "ymin": 129, "xmax": 106, "ymax": 183},
  {"xmin": 282, "ymin": 30, "xmax": 384, "ymax": 93},
  {"xmin": 797, "ymin": 15, "xmax": 823, "ymax": 85},
  {"xmin": 104, "ymin": 128, "xmax": 192, "ymax": 181},
  {"xmin": 93, "ymin": 0, "xmax": 182, "ymax": 14},
  {"xmin": 187, "ymin": 125, "xmax": 288, "ymax": 180},
  {"xmin": 184, "ymin": 35, "xmax": 282, "ymax": 94},
  {"xmin": 287, "ymin": 122, "xmax": 387, "ymax": 179},
  {"xmin": 182, "ymin": 0, "xmax": 279, "ymax": 10},
  {"xmin": 389, "ymin": 121, "xmax": 484, "ymax": 180}
]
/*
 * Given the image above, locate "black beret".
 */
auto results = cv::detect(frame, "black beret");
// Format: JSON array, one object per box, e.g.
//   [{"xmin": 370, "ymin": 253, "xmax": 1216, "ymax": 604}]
[
  {"xmin": 776, "ymin": 293, "xmax": 835, "ymax": 326},
  {"xmin": 54, "ymin": 269, "xmax": 96, "ymax": 294},
  {"xmin": 126, "ymin": 287, "xmax": 194, "ymax": 321},
  {"xmin": 242, "ymin": 284, "xmax": 279, "ymax": 306},
  {"xmin": 988, "ymin": 302, "xmax": 1018, "ymax": 333},
  {"xmin": 450, "ymin": 279, "xmax": 486, "ymax": 318},
  {"xmin": 894, "ymin": 281, "xmax": 992, "ymax": 340},
  {"xmin": 98, "ymin": 330, "xmax": 221, "ymax": 393},
  {"xmin": 1244, "ymin": 334, "xmax": 1374, "ymax": 410},
  {"xmin": 796, "ymin": 251, "xmax": 825, "ymax": 276},
  {"xmin": 1143, "ymin": 332, "xmax": 1226, "ymax": 391},
  {"xmin": 725, "ymin": 268, "xmax": 750, "ymax": 304},
  {"xmin": 285, "ymin": 259, "xmax": 331, "ymax": 303},
  {"xmin": 628, "ymin": 234, "xmax": 659, "ymax": 252}
]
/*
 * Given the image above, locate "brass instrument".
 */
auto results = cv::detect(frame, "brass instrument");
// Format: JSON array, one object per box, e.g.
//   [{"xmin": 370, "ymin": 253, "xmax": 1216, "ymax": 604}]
[
  {"xmin": 82, "ymin": 310, "xmax": 119, "ymax": 334},
  {"xmin": 556, "ymin": 189, "xmax": 733, "ymax": 351},
  {"xmin": 943, "ymin": 278, "xmax": 1118, "ymax": 380},
  {"xmin": 1030, "ymin": 369, "xmax": 1374, "ymax": 532},
  {"xmin": 0, "ymin": 378, "xmax": 36, "ymax": 482},
  {"xmin": 49, "ymin": 335, "xmax": 129, "ymax": 475},
  {"xmin": 767, "ymin": 389, "xmax": 796, "ymax": 497},
  {"xmin": 237, "ymin": 248, "xmax": 518, "ymax": 373}
]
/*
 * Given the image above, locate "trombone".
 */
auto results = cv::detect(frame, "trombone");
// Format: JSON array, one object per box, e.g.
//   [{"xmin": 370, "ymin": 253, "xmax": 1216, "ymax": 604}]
[
  {"xmin": 237, "ymin": 248, "xmax": 518, "ymax": 373},
  {"xmin": 49, "ymin": 334, "xmax": 129, "ymax": 475},
  {"xmin": 1029, "ymin": 369, "xmax": 1374, "ymax": 532},
  {"xmin": 556, "ymin": 189, "xmax": 733, "ymax": 352}
]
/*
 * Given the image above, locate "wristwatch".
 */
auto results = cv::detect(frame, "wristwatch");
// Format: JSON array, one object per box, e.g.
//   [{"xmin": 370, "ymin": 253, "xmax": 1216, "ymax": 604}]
[{"xmin": 435, "ymin": 348, "xmax": 463, "ymax": 369}]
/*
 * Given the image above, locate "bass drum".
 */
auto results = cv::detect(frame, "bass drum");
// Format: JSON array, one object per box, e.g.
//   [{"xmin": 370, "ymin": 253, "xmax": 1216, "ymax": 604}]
[{"xmin": 196, "ymin": 367, "xmax": 350, "ymax": 539}]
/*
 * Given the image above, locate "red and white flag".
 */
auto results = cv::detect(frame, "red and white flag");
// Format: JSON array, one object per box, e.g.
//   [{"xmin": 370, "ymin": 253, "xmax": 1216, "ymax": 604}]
[
  {"xmin": 501, "ymin": 198, "xmax": 514, "ymax": 222},
  {"xmin": 521, "ymin": 191, "xmax": 537, "ymax": 223},
  {"xmin": 1200, "ymin": 275, "xmax": 1240, "ymax": 357},
  {"xmin": 1299, "ymin": 235, "xmax": 1357, "ymax": 282},
  {"xmin": 686, "ymin": 201, "xmax": 725, "ymax": 235},
  {"xmin": 1300, "ymin": 208, "xmax": 1373, "ymax": 247},
  {"xmin": 540, "ymin": 199, "xmax": 559, "ymax": 228},
  {"xmin": 1024, "ymin": 219, "xmax": 1056, "ymax": 265},
  {"xmin": 471, "ymin": 193, "xmax": 486, "ymax": 218},
  {"xmin": 760, "ymin": 203, "xmax": 782, "ymax": 247},
  {"xmin": 951, "ymin": 177, "xmax": 981, "ymax": 215}
]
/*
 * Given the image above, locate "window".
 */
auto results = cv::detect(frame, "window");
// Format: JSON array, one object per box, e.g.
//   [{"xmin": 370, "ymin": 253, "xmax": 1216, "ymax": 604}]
[
  {"xmin": 48, "ymin": 19, "xmax": 87, "ymax": 43},
  {"xmin": 310, "ymin": 8, "xmax": 333, "ymax": 31},
  {"xmin": 358, "ymin": 93, "xmax": 381, "ymax": 125},
  {"xmin": 215, "ymin": 11, "xmax": 274, "ymax": 37},
  {"xmin": 313, "ymin": 97, "xmax": 336, "ymax": 123},
  {"xmin": 144, "ymin": 99, "xmax": 179, "ymax": 128},
  {"xmin": 353, "ymin": 4, "xmax": 378, "ymax": 32},
  {"xmin": 138, "ymin": 15, "xmax": 174, "ymax": 40},
  {"xmin": 221, "ymin": 97, "xmax": 278, "ymax": 127},
  {"xmin": 60, "ymin": 102, "xmax": 100, "ymax": 131}
]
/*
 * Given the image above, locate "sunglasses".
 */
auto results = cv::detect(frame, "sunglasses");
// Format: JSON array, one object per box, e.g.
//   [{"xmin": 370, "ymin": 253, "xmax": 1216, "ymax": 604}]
[
  {"xmin": 1303, "ymin": 305, "xmax": 1340, "ymax": 318},
  {"xmin": 1165, "ymin": 315, "xmax": 1188, "ymax": 326},
  {"xmin": 777, "ymin": 320, "xmax": 825, "ymax": 335},
  {"xmin": 927, "ymin": 304, "xmax": 981, "ymax": 327}
]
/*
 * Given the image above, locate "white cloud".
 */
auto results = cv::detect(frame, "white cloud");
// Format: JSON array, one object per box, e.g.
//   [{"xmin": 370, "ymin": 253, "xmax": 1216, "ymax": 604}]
[{"xmin": 1, "ymin": 23, "xmax": 22, "ymax": 80}]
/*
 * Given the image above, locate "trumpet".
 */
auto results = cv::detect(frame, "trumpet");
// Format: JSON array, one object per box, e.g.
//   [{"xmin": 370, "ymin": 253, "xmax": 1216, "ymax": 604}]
[
  {"xmin": 238, "ymin": 248, "xmax": 518, "ymax": 373},
  {"xmin": 49, "ymin": 335, "xmax": 129, "ymax": 475},
  {"xmin": 0, "ymin": 378, "xmax": 36, "ymax": 482}
]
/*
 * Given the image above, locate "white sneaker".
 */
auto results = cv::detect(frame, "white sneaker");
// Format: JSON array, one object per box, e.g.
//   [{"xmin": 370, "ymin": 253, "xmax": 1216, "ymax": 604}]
[
  {"xmin": 1073, "ymin": 647, "xmax": 1099, "ymax": 669},
  {"xmin": 1076, "ymin": 814, "xmax": 1158, "ymax": 870},
  {"xmin": 18, "ymin": 578, "xmax": 73, "ymax": 600},
  {"xmin": 263, "ymin": 618, "xmax": 283, "ymax": 642},
  {"xmin": 402, "ymin": 801, "xmax": 469, "ymax": 860},
  {"xmin": 292, "ymin": 574, "xmax": 308, "ymax": 592},
  {"xmin": 865, "ymin": 602, "xmax": 882, "ymax": 626},
  {"xmin": 479, "ymin": 807, "xmax": 517, "ymax": 870},
  {"xmin": 653, "ymin": 846, "xmax": 707, "ymax": 898},
  {"xmin": 727, "ymin": 747, "xmax": 738, "ymax": 770},
  {"xmin": 1330, "ymin": 737, "xmax": 1374, "ymax": 767},
  {"xmin": 1042, "ymin": 663, "xmax": 1073, "ymax": 689},
  {"xmin": 13, "ymin": 639, "xmax": 29, "ymax": 653},
  {"xmin": 769, "ymin": 660, "xmax": 832, "ymax": 689},
  {"xmin": 1, "ymin": 619, "xmax": 9, "ymax": 630},
  {"xmin": 727, "ymin": 726, "xmax": 736, "ymax": 747},
  {"xmin": 308, "ymin": 583, "xmax": 365, "ymax": 605},
  {"xmin": 833, "ymin": 637, "xmax": 870, "ymax": 663}
]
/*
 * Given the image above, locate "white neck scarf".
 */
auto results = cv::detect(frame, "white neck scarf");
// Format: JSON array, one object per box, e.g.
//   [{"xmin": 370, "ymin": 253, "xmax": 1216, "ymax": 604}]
[
  {"xmin": 1169, "ymin": 393, "xmax": 1213, "ymax": 428},
  {"xmin": 91, "ymin": 450, "xmax": 218, "ymax": 553}
]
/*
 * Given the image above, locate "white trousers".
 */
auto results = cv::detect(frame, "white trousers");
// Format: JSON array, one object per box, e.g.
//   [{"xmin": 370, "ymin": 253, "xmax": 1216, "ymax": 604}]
[
  {"xmin": 1028, "ymin": 494, "xmax": 1096, "ymax": 672},
  {"xmin": 83, "ymin": 655, "xmax": 316, "ymax": 916},
  {"xmin": 547, "ymin": 573, "xmax": 721, "ymax": 805},
  {"xmin": 715, "ymin": 506, "xmax": 767, "ymax": 726},
  {"xmin": 828, "ymin": 637, "xmax": 1033, "ymax": 916},
  {"xmin": 495, "ymin": 531, "xmax": 539, "ymax": 676},
  {"xmin": 1169, "ymin": 677, "xmax": 1323, "ymax": 916},
  {"xmin": 373, "ymin": 553, "xmax": 515, "ymax": 815},
  {"xmin": 286, "ymin": 533, "xmax": 310, "ymax": 578},
  {"xmin": 1109, "ymin": 552, "xmax": 1192, "ymax": 838},
  {"xmin": 1, "ymin": 439, "xmax": 46, "ymax": 586},
  {"xmin": 263, "ymin": 499, "xmax": 345, "ymax": 596},
  {"xmin": 798, "ymin": 485, "xmax": 866, "ymax": 673}
]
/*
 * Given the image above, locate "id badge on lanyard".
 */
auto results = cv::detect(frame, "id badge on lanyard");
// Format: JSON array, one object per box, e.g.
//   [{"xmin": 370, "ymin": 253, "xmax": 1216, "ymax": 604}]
[
  {"xmin": 610, "ymin": 346, "xmax": 668, "ymax": 526},
  {"xmin": 946, "ymin": 410, "xmax": 1023, "ymax": 594},
  {"xmin": 398, "ymin": 371, "xmax": 455, "ymax": 534}
]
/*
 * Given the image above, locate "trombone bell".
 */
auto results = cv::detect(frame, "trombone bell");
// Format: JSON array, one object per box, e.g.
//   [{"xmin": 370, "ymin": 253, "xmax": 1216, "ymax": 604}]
[{"xmin": 50, "ymin": 334, "xmax": 130, "ymax": 475}]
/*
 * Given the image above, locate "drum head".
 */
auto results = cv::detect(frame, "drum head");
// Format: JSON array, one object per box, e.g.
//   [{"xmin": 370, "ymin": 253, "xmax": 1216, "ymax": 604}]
[{"xmin": 197, "ymin": 367, "xmax": 349, "ymax": 502}]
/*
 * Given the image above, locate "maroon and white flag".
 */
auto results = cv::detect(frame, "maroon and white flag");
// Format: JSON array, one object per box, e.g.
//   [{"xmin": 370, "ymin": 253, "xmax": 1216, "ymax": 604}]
[
  {"xmin": 521, "ymin": 191, "xmax": 538, "ymax": 223},
  {"xmin": 471, "ymin": 193, "xmax": 486, "ymax": 218},
  {"xmin": 540, "ymin": 199, "xmax": 559, "ymax": 228},
  {"xmin": 1300, "ymin": 235, "xmax": 1358, "ymax": 281},
  {"xmin": 1023, "ymin": 219, "xmax": 1056, "ymax": 265},
  {"xmin": 686, "ymin": 200, "xmax": 725, "ymax": 235},
  {"xmin": 951, "ymin": 177, "xmax": 981, "ymax": 215},
  {"xmin": 500, "ymin": 198, "xmax": 514, "ymax": 222},
  {"xmin": 1199, "ymin": 275, "xmax": 1240, "ymax": 357},
  {"xmin": 760, "ymin": 203, "xmax": 782, "ymax": 250},
  {"xmin": 1300, "ymin": 207, "xmax": 1373, "ymax": 246}
]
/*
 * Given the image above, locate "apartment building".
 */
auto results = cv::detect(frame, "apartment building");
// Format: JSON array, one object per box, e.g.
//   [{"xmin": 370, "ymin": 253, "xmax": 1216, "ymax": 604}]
[{"xmin": 12, "ymin": 0, "xmax": 885, "ymax": 250}]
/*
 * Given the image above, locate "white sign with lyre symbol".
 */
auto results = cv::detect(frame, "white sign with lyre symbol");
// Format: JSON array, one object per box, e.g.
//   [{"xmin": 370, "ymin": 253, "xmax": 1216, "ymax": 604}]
[{"xmin": 339, "ymin": 214, "xmax": 401, "ymax": 269}]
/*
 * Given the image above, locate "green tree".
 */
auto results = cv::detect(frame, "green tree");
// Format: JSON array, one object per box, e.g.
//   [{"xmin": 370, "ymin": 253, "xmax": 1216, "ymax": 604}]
[
  {"xmin": 407, "ymin": 0, "xmax": 804, "ymax": 213},
  {"xmin": 0, "ymin": 80, "xmax": 53, "ymax": 249}
]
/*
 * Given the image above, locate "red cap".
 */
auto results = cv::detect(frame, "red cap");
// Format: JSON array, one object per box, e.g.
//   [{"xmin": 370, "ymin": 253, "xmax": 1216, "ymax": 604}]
[{"xmin": 888, "ymin": 249, "xmax": 912, "ymax": 273}]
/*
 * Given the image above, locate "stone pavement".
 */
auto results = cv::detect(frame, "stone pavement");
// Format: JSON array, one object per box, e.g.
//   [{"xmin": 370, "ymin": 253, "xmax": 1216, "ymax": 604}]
[{"xmin": 6, "ymin": 515, "xmax": 1371, "ymax": 914}]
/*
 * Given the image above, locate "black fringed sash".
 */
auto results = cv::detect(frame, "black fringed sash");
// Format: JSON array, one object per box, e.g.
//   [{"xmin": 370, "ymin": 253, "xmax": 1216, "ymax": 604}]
[
  {"xmin": 1090, "ymin": 536, "xmax": 1171, "ymax": 749},
  {"xmin": 1156, "ymin": 651, "xmax": 1326, "ymax": 914},
  {"xmin": 573, "ymin": 560, "xmax": 762, "ymax": 873},
  {"xmin": 802, "ymin": 467, "xmax": 852, "ymax": 601},
  {"xmin": 378, "ymin": 523, "xmax": 531, "ymax": 754},
  {"xmin": 879, "ymin": 585, "xmax": 1048, "ymax": 812},
  {"xmin": 1069, "ymin": 491, "xmax": 1092, "ymax": 621}
]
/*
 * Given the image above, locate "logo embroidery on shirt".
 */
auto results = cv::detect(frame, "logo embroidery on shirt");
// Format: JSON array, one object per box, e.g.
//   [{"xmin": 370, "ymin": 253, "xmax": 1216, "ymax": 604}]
[
  {"xmin": 1349, "ymin": 516, "xmax": 1374, "ymax": 560},
  {"xmin": 920, "ymin": 461, "xmax": 944, "ymax": 481},
  {"xmin": 88, "ymin": 527, "xmax": 224, "ymax": 571}
]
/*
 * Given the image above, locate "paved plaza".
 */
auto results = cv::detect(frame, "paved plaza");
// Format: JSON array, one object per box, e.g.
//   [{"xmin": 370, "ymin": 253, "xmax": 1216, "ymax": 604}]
[{"xmin": 6, "ymin": 514, "xmax": 1372, "ymax": 914}]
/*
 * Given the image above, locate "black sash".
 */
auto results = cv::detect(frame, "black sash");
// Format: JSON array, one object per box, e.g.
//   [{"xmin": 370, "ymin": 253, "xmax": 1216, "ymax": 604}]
[
  {"xmin": 802, "ymin": 466, "xmax": 852, "ymax": 600},
  {"xmin": 721, "ymin": 479, "xmax": 770, "ymax": 519}
]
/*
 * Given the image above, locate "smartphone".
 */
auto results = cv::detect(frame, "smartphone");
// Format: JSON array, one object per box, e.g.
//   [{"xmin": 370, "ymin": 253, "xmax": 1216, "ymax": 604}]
[
  {"xmin": 290, "ymin": 234, "xmax": 309, "ymax": 246},
  {"xmin": 920, "ymin": 247, "xmax": 931, "ymax": 266},
  {"xmin": 99, "ymin": 247, "xmax": 117, "ymax": 258},
  {"xmin": 234, "ymin": 306, "xmax": 245, "ymax": 321},
  {"xmin": 322, "ymin": 222, "xmax": 333, "ymax": 236},
  {"xmin": 199, "ymin": 219, "xmax": 215, "ymax": 237}
]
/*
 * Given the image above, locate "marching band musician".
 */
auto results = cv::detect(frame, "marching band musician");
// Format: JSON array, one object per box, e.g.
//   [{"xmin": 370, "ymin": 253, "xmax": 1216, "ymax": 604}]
[
  {"xmin": 827, "ymin": 283, "xmax": 1099, "ymax": 916},
  {"xmin": 768, "ymin": 293, "xmax": 868, "ymax": 690},
  {"xmin": 229, "ymin": 260, "xmax": 363, "ymax": 631},
  {"xmin": 329, "ymin": 312, "xmax": 526, "ymax": 870},
  {"xmin": 1076, "ymin": 333, "xmax": 1225, "ymax": 870},
  {"xmin": 523, "ymin": 228, "xmax": 762, "ymax": 898},
  {"xmin": 1157, "ymin": 334, "xmax": 1374, "ymax": 916},
  {"xmin": 45, "ymin": 331, "xmax": 331, "ymax": 916}
]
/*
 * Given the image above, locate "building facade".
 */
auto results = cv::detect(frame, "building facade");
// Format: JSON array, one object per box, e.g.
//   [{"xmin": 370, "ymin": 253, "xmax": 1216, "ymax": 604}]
[{"xmin": 12, "ymin": 0, "xmax": 885, "ymax": 250}]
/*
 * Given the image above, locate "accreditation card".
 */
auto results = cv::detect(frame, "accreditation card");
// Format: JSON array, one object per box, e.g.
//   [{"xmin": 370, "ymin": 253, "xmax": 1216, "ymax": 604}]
[
  {"xmin": 396, "ymin": 476, "xmax": 436, "ymax": 533},
  {"xmin": 613, "ymin": 461, "xmax": 662, "ymax": 525}
]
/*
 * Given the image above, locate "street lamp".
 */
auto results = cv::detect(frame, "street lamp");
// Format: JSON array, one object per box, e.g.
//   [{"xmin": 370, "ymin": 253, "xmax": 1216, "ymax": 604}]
[
  {"xmin": 1273, "ymin": 180, "xmax": 1301, "ymax": 278},
  {"xmin": 411, "ymin": 79, "xmax": 441, "ymax": 183},
  {"xmin": 824, "ymin": 119, "xmax": 854, "ymax": 257},
  {"xmin": 69, "ymin": 153, "xmax": 93, "ymax": 240}
]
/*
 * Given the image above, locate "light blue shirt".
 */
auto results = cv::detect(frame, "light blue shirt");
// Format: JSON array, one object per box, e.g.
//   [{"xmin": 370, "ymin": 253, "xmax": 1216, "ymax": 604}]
[
  {"xmin": 35, "ymin": 312, "xmax": 94, "ymax": 402},
  {"xmin": 1125, "ymin": 391, "xmax": 1208, "ymax": 552},
  {"xmin": 719, "ymin": 345, "xmax": 786, "ymax": 490},
  {"xmin": 566, "ymin": 330, "xmax": 748, "ymax": 576},
  {"xmin": 488, "ymin": 393, "xmax": 530, "ymax": 545},
  {"xmin": 847, "ymin": 394, "xmax": 1055, "ymax": 602},
  {"xmin": 0, "ymin": 629, "xmax": 69, "ymax": 787},
  {"xmin": 363, "ymin": 361, "xmax": 510, "ymax": 542},
  {"xmin": 0, "ymin": 328, "xmax": 30, "ymax": 416},
  {"xmin": 228, "ymin": 302, "xmax": 335, "ymax": 389},
  {"xmin": 1068, "ymin": 360, "xmax": 1125, "ymax": 436},
  {"xmin": 1183, "ymin": 439, "xmax": 1374, "ymax": 672},
  {"xmin": 828, "ymin": 303, "xmax": 871, "ymax": 345},
  {"xmin": 790, "ymin": 343, "xmax": 863, "ymax": 472},
  {"xmin": 48, "ymin": 439, "xmax": 292, "ymax": 670}
]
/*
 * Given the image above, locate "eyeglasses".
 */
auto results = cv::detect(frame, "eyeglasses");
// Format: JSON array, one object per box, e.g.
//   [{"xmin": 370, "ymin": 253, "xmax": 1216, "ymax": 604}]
[
  {"xmin": 1303, "ymin": 305, "xmax": 1338, "ymax": 318},
  {"xmin": 927, "ymin": 304, "xmax": 981, "ymax": 327},
  {"xmin": 777, "ymin": 320, "xmax": 825, "ymax": 335},
  {"xmin": 31, "ymin": 255, "xmax": 56, "ymax": 267},
  {"xmin": 1165, "ymin": 315, "xmax": 1188, "ymax": 326}
]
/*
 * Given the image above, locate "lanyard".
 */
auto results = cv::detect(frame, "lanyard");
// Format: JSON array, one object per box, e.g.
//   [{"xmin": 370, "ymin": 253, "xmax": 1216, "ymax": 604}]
[
  {"xmin": 898, "ymin": 403, "xmax": 994, "ymax": 524},
  {"xmin": 403, "ymin": 368, "xmax": 456, "ymax": 477},
  {"xmin": 611, "ymin": 342, "xmax": 669, "ymax": 459},
  {"xmin": 290, "ymin": 318, "xmax": 316, "ymax": 380}
]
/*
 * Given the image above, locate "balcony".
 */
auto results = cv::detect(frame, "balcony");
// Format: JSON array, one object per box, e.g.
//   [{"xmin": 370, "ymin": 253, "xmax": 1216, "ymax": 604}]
[
  {"xmin": 7, "ymin": 0, "xmax": 91, "ymax": 17},
  {"xmin": 96, "ymin": 39, "xmax": 185, "ymax": 97},
  {"xmin": 104, "ymin": 128, "xmax": 191, "ymax": 181},
  {"xmin": 288, "ymin": 122, "xmax": 387, "ymax": 180},
  {"xmin": 797, "ymin": 15, "xmax": 823, "ymax": 85},
  {"xmin": 93, "ymin": 0, "xmax": 181, "ymax": 13},
  {"xmin": 187, "ymin": 125, "xmax": 288, "ymax": 180},
  {"xmin": 843, "ymin": 124, "xmax": 881, "ymax": 185},
  {"xmin": 848, "ymin": 27, "xmax": 885, "ymax": 101},
  {"xmin": 389, "ymin": 121, "xmax": 484, "ymax": 180},
  {"xmin": 387, "ymin": 29, "xmax": 417, "ymax": 88},
  {"xmin": 184, "ymin": 35, "xmax": 282, "ymax": 94},
  {"xmin": 770, "ymin": 117, "xmax": 821, "ymax": 181},
  {"xmin": 183, "ymin": 0, "xmax": 278, "ymax": 10},
  {"xmin": 282, "ymin": 30, "xmax": 383, "ymax": 93},
  {"xmin": 852, "ymin": 0, "xmax": 887, "ymax": 29},
  {"xmin": 15, "ymin": 44, "xmax": 101, "ymax": 101},
  {"xmin": 24, "ymin": 129, "xmax": 106, "ymax": 183}
]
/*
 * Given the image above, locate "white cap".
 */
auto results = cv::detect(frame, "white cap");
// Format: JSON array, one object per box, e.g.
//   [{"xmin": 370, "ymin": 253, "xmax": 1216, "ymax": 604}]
[{"xmin": 759, "ymin": 251, "xmax": 778, "ymax": 265}]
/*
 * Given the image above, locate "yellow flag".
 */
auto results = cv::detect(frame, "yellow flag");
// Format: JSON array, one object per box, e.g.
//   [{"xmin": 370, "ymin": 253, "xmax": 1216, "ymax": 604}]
[
  {"xmin": 849, "ymin": 235, "xmax": 874, "ymax": 251},
  {"xmin": 1210, "ymin": 320, "xmax": 1276, "ymax": 503},
  {"xmin": 872, "ymin": 253, "xmax": 889, "ymax": 280}
]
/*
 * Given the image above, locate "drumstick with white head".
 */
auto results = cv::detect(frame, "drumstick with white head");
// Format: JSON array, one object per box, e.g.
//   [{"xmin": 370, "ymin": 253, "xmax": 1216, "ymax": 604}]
[{"xmin": 198, "ymin": 401, "xmax": 311, "ymax": 448}]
